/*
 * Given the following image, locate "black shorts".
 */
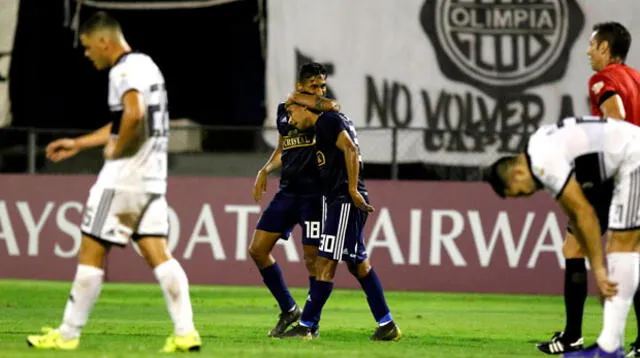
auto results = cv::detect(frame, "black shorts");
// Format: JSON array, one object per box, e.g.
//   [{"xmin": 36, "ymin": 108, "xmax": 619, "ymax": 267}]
[
  {"xmin": 255, "ymin": 191, "xmax": 322, "ymax": 246},
  {"xmin": 318, "ymin": 194, "xmax": 369, "ymax": 263}
]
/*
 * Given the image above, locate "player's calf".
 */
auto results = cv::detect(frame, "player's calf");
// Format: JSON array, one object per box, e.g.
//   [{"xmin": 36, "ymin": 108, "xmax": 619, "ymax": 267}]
[{"xmin": 348, "ymin": 261, "xmax": 399, "ymax": 339}]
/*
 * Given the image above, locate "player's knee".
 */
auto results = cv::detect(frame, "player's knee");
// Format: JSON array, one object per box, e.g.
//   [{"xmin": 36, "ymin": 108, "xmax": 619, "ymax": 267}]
[
  {"xmin": 347, "ymin": 260, "xmax": 371, "ymax": 279},
  {"xmin": 248, "ymin": 242, "xmax": 269, "ymax": 263},
  {"xmin": 78, "ymin": 235, "xmax": 109, "ymax": 267},
  {"xmin": 302, "ymin": 245, "xmax": 318, "ymax": 272},
  {"xmin": 303, "ymin": 254, "xmax": 316, "ymax": 274},
  {"xmin": 346, "ymin": 262, "xmax": 358, "ymax": 277},
  {"xmin": 562, "ymin": 241, "xmax": 585, "ymax": 259},
  {"xmin": 608, "ymin": 230, "xmax": 640, "ymax": 252},
  {"xmin": 315, "ymin": 258, "xmax": 338, "ymax": 281}
]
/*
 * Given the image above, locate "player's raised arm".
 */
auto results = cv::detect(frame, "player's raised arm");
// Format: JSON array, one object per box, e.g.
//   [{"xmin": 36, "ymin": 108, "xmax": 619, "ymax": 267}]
[
  {"xmin": 253, "ymin": 135, "xmax": 283, "ymax": 202},
  {"xmin": 556, "ymin": 176, "xmax": 617, "ymax": 298},
  {"xmin": 105, "ymin": 90, "xmax": 145, "ymax": 159},
  {"xmin": 336, "ymin": 130, "xmax": 373, "ymax": 212},
  {"xmin": 46, "ymin": 122, "xmax": 112, "ymax": 162},
  {"xmin": 288, "ymin": 92, "xmax": 340, "ymax": 112}
]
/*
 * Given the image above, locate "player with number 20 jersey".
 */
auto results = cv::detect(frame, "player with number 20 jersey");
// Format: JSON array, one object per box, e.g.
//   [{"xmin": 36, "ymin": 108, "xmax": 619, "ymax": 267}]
[{"xmin": 82, "ymin": 52, "xmax": 170, "ymax": 245}]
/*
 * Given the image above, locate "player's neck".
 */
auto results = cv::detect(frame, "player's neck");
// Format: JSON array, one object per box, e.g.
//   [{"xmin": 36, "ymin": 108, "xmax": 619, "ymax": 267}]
[
  {"xmin": 604, "ymin": 59, "xmax": 624, "ymax": 68},
  {"xmin": 108, "ymin": 41, "xmax": 132, "ymax": 67}
]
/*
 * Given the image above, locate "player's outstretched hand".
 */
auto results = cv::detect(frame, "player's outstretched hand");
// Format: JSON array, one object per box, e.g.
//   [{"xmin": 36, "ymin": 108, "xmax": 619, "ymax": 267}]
[
  {"xmin": 594, "ymin": 267, "xmax": 618, "ymax": 299},
  {"xmin": 350, "ymin": 190, "xmax": 375, "ymax": 212},
  {"xmin": 46, "ymin": 138, "xmax": 80, "ymax": 162},
  {"xmin": 253, "ymin": 169, "xmax": 268, "ymax": 203}
]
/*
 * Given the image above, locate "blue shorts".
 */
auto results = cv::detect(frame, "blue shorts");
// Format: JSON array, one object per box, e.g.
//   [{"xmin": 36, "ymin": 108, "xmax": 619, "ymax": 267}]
[
  {"xmin": 318, "ymin": 194, "xmax": 369, "ymax": 262},
  {"xmin": 256, "ymin": 191, "xmax": 322, "ymax": 246}
]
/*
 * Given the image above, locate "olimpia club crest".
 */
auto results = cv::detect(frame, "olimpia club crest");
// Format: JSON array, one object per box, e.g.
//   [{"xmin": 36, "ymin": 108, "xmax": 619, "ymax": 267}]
[{"xmin": 420, "ymin": 0, "xmax": 584, "ymax": 97}]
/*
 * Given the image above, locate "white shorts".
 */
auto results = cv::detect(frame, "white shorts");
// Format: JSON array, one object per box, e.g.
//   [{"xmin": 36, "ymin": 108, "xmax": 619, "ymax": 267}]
[
  {"xmin": 608, "ymin": 166, "xmax": 640, "ymax": 231},
  {"xmin": 80, "ymin": 186, "xmax": 169, "ymax": 246}
]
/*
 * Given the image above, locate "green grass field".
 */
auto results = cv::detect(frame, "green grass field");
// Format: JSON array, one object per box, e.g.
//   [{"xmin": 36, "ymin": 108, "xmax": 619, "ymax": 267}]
[{"xmin": 0, "ymin": 279, "xmax": 635, "ymax": 357}]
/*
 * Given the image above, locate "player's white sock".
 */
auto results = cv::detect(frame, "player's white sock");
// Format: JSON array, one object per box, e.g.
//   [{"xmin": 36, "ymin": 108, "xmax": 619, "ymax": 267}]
[
  {"xmin": 154, "ymin": 258, "xmax": 195, "ymax": 336},
  {"xmin": 597, "ymin": 252, "xmax": 640, "ymax": 352},
  {"xmin": 59, "ymin": 264, "xmax": 104, "ymax": 340}
]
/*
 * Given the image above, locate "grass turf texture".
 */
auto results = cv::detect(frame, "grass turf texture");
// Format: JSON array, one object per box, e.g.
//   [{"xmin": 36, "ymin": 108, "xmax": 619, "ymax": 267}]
[{"xmin": 0, "ymin": 279, "xmax": 633, "ymax": 357}]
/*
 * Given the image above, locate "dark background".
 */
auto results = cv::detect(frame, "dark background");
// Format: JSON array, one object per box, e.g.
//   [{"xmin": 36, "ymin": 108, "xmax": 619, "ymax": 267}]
[{"xmin": 9, "ymin": 0, "xmax": 266, "ymax": 131}]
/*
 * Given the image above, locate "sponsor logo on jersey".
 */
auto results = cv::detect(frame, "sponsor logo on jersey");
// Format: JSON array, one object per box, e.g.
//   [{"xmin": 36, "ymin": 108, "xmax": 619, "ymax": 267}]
[
  {"xmin": 282, "ymin": 133, "xmax": 315, "ymax": 150},
  {"xmin": 591, "ymin": 81, "xmax": 604, "ymax": 94},
  {"xmin": 316, "ymin": 151, "xmax": 326, "ymax": 166}
]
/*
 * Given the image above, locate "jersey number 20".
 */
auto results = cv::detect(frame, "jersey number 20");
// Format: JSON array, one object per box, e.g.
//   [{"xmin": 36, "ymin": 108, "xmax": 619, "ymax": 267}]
[{"xmin": 148, "ymin": 83, "xmax": 169, "ymax": 137}]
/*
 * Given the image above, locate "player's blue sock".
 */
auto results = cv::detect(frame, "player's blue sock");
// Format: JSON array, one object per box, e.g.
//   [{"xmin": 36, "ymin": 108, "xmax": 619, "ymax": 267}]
[
  {"xmin": 358, "ymin": 268, "xmax": 392, "ymax": 325},
  {"xmin": 300, "ymin": 280, "xmax": 333, "ymax": 327},
  {"xmin": 260, "ymin": 263, "xmax": 296, "ymax": 313},
  {"xmin": 308, "ymin": 276, "xmax": 320, "ymax": 327}
]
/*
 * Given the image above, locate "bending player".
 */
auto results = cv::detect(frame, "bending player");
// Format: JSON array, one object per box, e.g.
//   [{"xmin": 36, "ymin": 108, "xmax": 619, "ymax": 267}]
[{"xmin": 536, "ymin": 22, "xmax": 640, "ymax": 357}]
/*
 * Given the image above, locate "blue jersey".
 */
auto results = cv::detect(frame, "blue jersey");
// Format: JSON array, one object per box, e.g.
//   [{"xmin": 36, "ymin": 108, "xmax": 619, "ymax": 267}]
[
  {"xmin": 276, "ymin": 103, "xmax": 320, "ymax": 195},
  {"xmin": 314, "ymin": 112, "xmax": 366, "ymax": 200}
]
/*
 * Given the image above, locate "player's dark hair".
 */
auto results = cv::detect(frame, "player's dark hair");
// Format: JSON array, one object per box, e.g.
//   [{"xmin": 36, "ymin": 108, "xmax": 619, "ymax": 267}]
[
  {"xmin": 593, "ymin": 22, "xmax": 632, "ymax": 62},
  {"xmin": 80, "ymin": 11, "xmax": 122, "ymax": 35},
  {"xmin": 297, "ymin": 62, "xmax": 327, "ymax": 83},
  {"xmin": 483, "ymin": 156, "xmax": 518, "ymax": 198}
]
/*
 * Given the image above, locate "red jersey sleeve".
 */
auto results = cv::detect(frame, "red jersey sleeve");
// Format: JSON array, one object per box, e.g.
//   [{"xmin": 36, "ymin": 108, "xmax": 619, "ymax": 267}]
[{"xmin": 588, "ymin": 72, "xmax": 617, "ymax": 115}]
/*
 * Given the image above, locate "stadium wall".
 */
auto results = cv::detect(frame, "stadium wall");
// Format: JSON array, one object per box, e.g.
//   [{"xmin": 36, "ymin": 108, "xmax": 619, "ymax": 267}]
[{"xmin": 0, "ymin": 174, "xmax": 588, "ymax": 295}]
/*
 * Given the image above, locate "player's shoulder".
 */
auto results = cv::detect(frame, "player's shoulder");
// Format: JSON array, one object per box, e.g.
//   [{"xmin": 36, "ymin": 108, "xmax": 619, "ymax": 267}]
[
  {"xmin": 318, "ymin": 111, "xmax": 345, "ymax": 124},
  {"xmin": 275, "ymin": 102, "xmax": 289, "ymax": 128},
  {"xmin": 527, "ymin": 122, "xmax": 558, "ymax": 152},
  {"xmin": 589, "ymin": 68, "xmax": 610, "ymax": 84},
  {"xmin": 110, "ymin": 52, "xmax": 156, "ymax": 77},
  {"xmin": 588, "ymin": 70, "xmax": 613, "ymax": 98},
  {"xmin": 592, "ymin": 63, "xmax": 632, "ymax": 81}
]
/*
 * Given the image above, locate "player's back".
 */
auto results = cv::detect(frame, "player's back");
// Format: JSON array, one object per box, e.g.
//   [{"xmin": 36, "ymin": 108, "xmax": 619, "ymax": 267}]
[
  {"xmin": 530, "ymin": 116, "xmax": 640, "ymax": 181},
  {"xmin": 590, "ymin": 64, "xmax": 640, "ymax": 126},
  {"xmin": 97, "ymin": 52, "xmax": 169, "ymax": 194},
  {"xmin": 315, "ymin": 111, "xmax": 366, "ymax": 200}
]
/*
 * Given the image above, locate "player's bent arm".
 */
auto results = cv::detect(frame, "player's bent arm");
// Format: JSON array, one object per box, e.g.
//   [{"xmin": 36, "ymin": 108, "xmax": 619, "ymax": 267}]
[
  {"xmin": 557, "ymin": 177, "xmax": 605, "ymax": 271},
  {"xmin": 259, "ymin": 135, "xmax": 283, "ymax": 175},
  {"xmin": 336, "ymin": 130, "xmax": 360, "ymax": 194},
  {"xmin": 111, "ymin": 90, "xmax": 146, "ymax": 159},
  {"xmin": 289, "ymin": 92, "xmax": 340, "ymax": 112},
  {"xmin": 75, "ymin": 123, "xmax": 112, "ymax": 150},
  {"xmin": 600, "ymin": 93, "xmax": 626, "ymax": 120}
]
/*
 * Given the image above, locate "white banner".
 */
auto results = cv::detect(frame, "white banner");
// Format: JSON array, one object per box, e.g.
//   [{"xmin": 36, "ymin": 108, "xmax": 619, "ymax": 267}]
[
  {"xmin": 0, "ymin": 0, "xmax": 19, "ymax": 127},
  {"xmin": 266, "ymin": 0, "xmax": 640, "ymax": 165}
]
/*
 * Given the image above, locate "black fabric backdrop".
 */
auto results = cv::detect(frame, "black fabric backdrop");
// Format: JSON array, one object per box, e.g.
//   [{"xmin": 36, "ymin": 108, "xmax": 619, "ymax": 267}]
[{"xmin": 9, "ymin": 0, "xmax": 265, "ymax": 132}]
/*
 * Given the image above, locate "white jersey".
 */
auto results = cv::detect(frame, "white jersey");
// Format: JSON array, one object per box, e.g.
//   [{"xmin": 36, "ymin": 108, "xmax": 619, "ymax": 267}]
[
  {"xmin": 527, "ymin": 116, "xmax": 640, "ymax": 198},
  {"xmin": 96, "ymin": 52, "xmax": 169, "ymax": 194}
]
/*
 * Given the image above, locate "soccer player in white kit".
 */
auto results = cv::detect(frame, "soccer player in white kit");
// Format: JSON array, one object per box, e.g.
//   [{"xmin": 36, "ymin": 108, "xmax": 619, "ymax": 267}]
[
  {"xmin": 26, "ymin": 12, "xmax": 201, "ymax": 353},
  {"xmin": 485, "ymin": 116, "xmax": 640, "ymax": 357}
]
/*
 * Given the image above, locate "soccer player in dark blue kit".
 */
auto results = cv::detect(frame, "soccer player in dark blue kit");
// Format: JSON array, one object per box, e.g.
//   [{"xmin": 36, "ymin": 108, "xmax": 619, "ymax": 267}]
[
  {"xmin": 279, "ymin": 103, "xmax": 402, "ymax": 341},
  {"xmin": 249, "ymin": 63, "xmax": 340, "ymax": 338}
]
